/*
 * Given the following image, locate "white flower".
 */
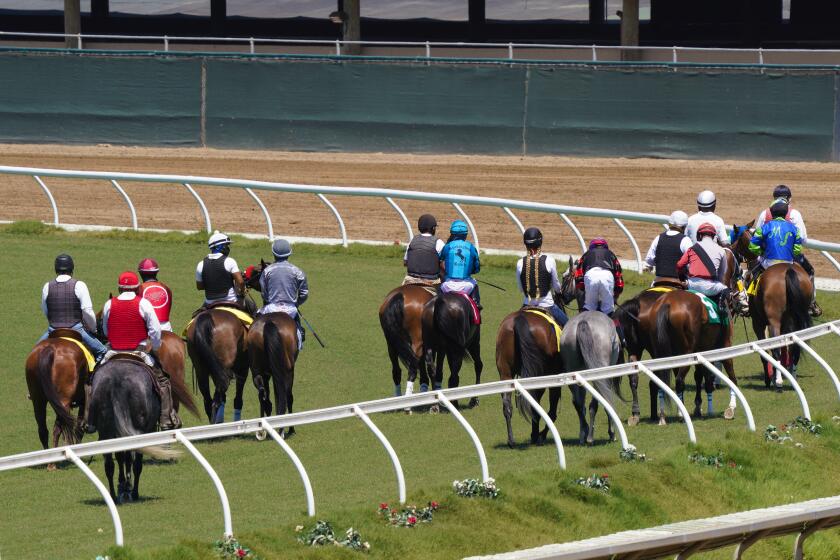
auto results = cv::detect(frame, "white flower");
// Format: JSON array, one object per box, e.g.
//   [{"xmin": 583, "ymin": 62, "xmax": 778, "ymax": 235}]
[{"xmin": 295, "ymin": 525, "xmax": 304, "ymax": 532}]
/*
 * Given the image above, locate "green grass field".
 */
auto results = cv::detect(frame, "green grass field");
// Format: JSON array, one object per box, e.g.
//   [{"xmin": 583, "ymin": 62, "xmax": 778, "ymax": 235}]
[{"xmin": 1, "ymin": 222, "xmax": 840, "ymax": 560}]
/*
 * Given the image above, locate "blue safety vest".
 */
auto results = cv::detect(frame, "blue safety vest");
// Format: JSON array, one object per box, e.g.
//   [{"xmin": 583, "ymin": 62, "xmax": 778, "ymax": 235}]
[
  {"xmin": 750, "ymin": 218, "xmax": 802, "ymax": 262},
  {"xmin": 440, "ymin": 239, "xmax": 479, "ymax": 280}
]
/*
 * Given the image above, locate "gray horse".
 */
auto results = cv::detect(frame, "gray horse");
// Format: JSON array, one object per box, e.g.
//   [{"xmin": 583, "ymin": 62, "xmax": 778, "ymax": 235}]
[{"xmin": 560, "ymin": 311, "xmax": 622, "ymax": 445}]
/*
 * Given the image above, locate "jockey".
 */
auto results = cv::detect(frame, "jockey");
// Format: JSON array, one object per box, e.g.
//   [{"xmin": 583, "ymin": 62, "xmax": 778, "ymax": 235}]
[
  {"xmin": 749, "ymin": 200, "xmax": 803, "ymax": 268},
  {"xmin": 643, "ymin": 210, "xmax": 691, "ymax": 285},
  {"xmin": 256, "ymin": 238, "xmax": 309, "ymax": 346},
  {"xmin": 138, "ymin": 257, "xmax": 173, "ymax": 332},
  {"xmin": 101, "ymin": 271, "xmax": 180, "ymax": 430},
  {"xmin": 574, "ymin": 238, "xmax": 624, "ymax": 314},
  {"xmin": 686, "ymin": 190, "xmax": 730, "ymax": 246},
  {"xmin": 516, "ymin": 227, "xmax": 568, "ymax": 327},
  {"xmin": 196, "ymin": 230, "xmax": 251, "ymax": 313},
  {"xmin": 439, "ymin": 219, "xmax": 481, "ymax": 308},
  {"xmin": 677, "ymin": 223, "xmax": 732, "ymax": 316},
  {"xmin": 38, "ymin": 253, "xmax": 107, "ymax": 361},
  {"xmin": 754, "ymin": 185, "xmax": 820, "ymax": 317},
  {"xmin": 403, "ymin": 213, "xmax": 445, "ymax": 286}
]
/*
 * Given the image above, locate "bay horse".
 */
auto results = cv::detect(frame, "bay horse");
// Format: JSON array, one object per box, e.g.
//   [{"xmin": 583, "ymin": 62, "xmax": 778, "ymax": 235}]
[
  {"xmin": 750, "ymin": 263, "xmax": 812, "ymax": 387},
  {"xmin": 247, "ymin": 313, "xmax": 299, "ymax": 437},
  {"xmin": 495, "ymin": 309, "xmax": 562, "ymax": 447},
  {"xmin": 25, "ymin": 330, "xmax": 88, "ymax": 455},
  {"xmin": 186, "ymin": 309, "xmax": 250, "ymax": 423},
  {"xmin": 379, "ymin": 284, "xmax": 434, "ymax": 397},
  {"xmin": 421, "ymin": 292, "xmax": 482, "ymax": 409}
]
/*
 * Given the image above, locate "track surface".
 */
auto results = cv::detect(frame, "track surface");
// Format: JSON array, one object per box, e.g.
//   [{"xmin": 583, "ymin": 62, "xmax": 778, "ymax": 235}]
[{"xmin": 0, "ymin": 144, "xmax": 837, "ymax": 273}]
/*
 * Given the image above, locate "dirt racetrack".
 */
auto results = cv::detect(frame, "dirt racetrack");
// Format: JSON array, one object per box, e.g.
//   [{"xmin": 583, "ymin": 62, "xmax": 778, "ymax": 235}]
[{"xmin": 0, "ymin": 144, "xmax": 837, "ymax": 276}]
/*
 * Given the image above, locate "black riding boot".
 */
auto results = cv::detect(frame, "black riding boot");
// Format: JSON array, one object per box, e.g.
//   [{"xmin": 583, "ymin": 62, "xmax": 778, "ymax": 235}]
[
  {"xmin": 608, "ymin": 312, "xmax": 626, "ymax": 348},
  {"xmin": 472, "ymin": 283, "xmax": 482, "ymax": 310},
  {"xmin": 295, "ymin": 314, "xmax": 305, "ymax": 345}
]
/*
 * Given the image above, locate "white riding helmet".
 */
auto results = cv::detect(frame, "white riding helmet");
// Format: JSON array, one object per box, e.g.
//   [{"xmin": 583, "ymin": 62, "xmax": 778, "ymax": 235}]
[
  {"xmin": 668, "ymin": 210, "xmax": 688, "ymax": 227},
  {"xmin": 697, "ymin": 190, "xmax": 716, "ymax": 210},
  {"xmin": 208, "ymin": 230, "xmax": 232, "ymax": 249}
]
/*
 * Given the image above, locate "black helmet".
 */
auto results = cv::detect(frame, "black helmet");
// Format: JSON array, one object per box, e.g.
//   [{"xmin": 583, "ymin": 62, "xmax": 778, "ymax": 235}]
[
  {"xmin": 773, "ymin": 184, "xmax": 792, "ymax": 200},
  {"xmin": 770, "ymin": 200, "xmax": 789, "ymax": 218},
  {"xmin": 417, "ymin": 214, "xmax": 437, "ymax": 233},
  {"xmin": 54, "ymin": 253, "xmax": 74, "ymax": 274},
  {"xmin": 523, "ymin": 227, "xmax": 543, "ymax": 248}
]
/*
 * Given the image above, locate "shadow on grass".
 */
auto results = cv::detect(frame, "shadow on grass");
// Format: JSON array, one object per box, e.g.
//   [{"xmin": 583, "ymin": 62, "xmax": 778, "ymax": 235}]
[{"xmin": 82, "ymin": 495, "xmax": 161, "ymax": 507}]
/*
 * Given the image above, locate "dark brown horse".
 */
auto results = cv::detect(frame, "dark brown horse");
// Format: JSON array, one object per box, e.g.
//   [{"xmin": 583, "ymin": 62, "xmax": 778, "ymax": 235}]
[
  {"xmin": 379, "ymin": 284, "xmax": 435, "ymax": 397},
  {"xmin": 750, "ymin": 263, "xmax": 812, "ymax": 387},
  {"xmin": 186, "ymin": 309, "xmax": 250, "ymax": 423},
  {"xmin": 248, "ymin": 313, "xmax": 299, "ymax": 436},
  {"xmin": 158, "ymin": 330, "xmax": 191, "ymax": 414},
  {"xmin": 496, "ymin": 309, "xmax": 562, "ymax": 447},
  {"xmin": 25, "ymin": 330, "xmax": 88, "ymax": 456}
]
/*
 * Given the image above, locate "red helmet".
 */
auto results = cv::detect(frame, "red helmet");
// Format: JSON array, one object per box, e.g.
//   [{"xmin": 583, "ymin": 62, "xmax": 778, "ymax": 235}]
[
  {"xmin": 118, "ymin": 271, "xmax": 140, "ymax": 290},
  {"xmin": 697, "ymin": 223, "xmax": 717, "ymax": 238},
  {"xmin": 138, "ymin": 258, "xmax": 159, "ymax": 273},
  {"xmin": 589, "ymin": 237, "xmax": 608, "ymax": 249}
]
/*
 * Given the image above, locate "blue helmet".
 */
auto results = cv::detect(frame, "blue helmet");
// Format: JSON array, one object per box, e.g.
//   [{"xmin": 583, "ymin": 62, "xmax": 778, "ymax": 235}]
[{"xmin": 450, "ymin": 220, "xmax": 468, "ymax": 235}]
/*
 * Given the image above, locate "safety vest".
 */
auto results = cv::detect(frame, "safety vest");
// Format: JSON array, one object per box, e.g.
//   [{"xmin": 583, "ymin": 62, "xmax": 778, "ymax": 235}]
[
  {"xmin": 202, "ymin": 256, "xmax": 234, "ymax": 300},
  {"xmin": 654, "ymin": 233, "xmax": 685, "ymax": 279},
  {"xmin": 107, "ymin": 296, "xmax": 148, "ymax": 351},
  {"xmin": 405, "ymin": 235, "xmax": 440, "ymax": 279},
  {"xmin": 582, "ymin": 246, "xmax": 615, "ymax": 272},
  {"xmin": 46, "ymin": 278, "xmax": 82, "ymax": 328},
  {"xmin": 520, "ymin": 254, "xmax": 551, "ymax": 302},
  {"xmin": 140, "ymin": 280, "xmax": 172, "ymax": 323}
]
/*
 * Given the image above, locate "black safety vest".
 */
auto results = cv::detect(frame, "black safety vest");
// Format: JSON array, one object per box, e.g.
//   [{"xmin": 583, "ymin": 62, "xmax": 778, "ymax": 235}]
[
  {"xmin": 46, "ymin": 278, "xmax": 82, "ymax": 328},
  {"xmin": 405, "ymin": 235, "xmax": 440, "ymax": 280},
  {"xmin": 202, "ymin": 256, "xmax": 234, "ymax": 300},
  {"xmin": 519, "ymin": 255, "xmax": 551, "ymax": 301},
  {"xmin": 582, "ymin": 246, "xmax": 615, "ymax": 272},
  {"xmin": 654, "ymin": 232, "xmax": 685, "ymax": 279}
]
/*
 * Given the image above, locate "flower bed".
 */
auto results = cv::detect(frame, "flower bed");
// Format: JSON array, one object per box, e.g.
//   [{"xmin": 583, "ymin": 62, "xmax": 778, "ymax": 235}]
[{"xmin": 377, "ymin": 502, "xmax": 439, "ymax": 528}]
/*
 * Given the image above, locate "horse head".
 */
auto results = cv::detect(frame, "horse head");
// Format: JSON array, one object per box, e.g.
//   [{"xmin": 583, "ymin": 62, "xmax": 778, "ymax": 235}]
[
  {"xmin": 558, "ymin": 256, "xmax": 578, "ymax": 305},
  {"xmin": 244, "ymin": 259, "xmax": 267, "ymax": 291},
  {"xmin": 729, "ymin": 220, "xmax": 756, "ymax": 267}
]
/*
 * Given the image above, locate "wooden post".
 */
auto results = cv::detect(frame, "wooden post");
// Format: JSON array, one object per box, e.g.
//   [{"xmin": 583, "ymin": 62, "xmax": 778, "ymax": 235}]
[
  {"xmin": 620, "ymin": 0, "xmax": 640, "ymax": 61},
  {"xmin": 342, "ymin": 0, "xmax": 361, "ymax": 55},
  {"xmin": 64, "ymin": 0, "xmax": 81, "ymax": 48},
  {"xmin": 589, "ymin": 0, "xmax": 605, "ymax": 24}
]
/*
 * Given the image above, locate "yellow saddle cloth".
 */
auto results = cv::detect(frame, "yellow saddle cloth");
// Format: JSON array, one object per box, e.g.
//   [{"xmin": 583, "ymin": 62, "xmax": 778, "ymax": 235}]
[
  {"xmin": 181, "ymin": 306, "xmax": 254, "ymax": 337},
  {"xmin": 646, "ymin": 286, "xmax": 677, "ymax": 294},
  {"xmin": 524, "ymin": 309, "xmax": 563, "ymax": 352},
  {"xmin": 60, "ymin": 337, "xmax": 95, "ymax": 372}
]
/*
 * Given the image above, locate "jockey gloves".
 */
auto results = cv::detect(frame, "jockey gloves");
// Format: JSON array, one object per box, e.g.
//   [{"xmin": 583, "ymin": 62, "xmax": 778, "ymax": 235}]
[
  {"xmin": 418, "ymin": 214, "xmax": 437, "ymax": 233},
  {"xmin": 208, "ymin": 230, "xmax": 232, "ymax": 251},
  {"xmin": 773, "ymin": 184, "xmax": 792, "ymax": 200},
  {"xmin": 272, "ymin": 238, "xmax": 293, "ymax": 259},
  {"xmin": 450, "ymin": 220, "xmax": 469, "ymax": 235},
  {"xmin": 668, "ymin": 210, "xmax": 689, "ymax": 227},
  {"xmin": 697, "ymin": 190, "xmax": 716, "ymax": 210},
  {"xmin": 523, "ymin": 227, "xmax": 543, "ymax": 248},
  {"xmin": 54, "ymin": 253, "xmax": 74, "ymax": 274},
  {"xmin": 138, "ymin": 257, "xmax": 159, "ymax": 273},
  {"xmin": 118, "ymin": 271, "xmax": 140, "ymax": 291}
]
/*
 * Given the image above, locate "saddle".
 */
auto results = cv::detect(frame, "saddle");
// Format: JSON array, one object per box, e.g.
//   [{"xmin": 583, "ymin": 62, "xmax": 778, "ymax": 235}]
[
  {"xmin": 184, "ymin": 303, "xmax": 255, "ymax": 336},
  {"xmin": 49, "ymin": 328, "xmax": 83, "ymax": 341},
  {"xmin": 97, "ymin": 351, "xmax": 162, "ymax": 398},
  {"xmin": 455, "ymin": 292, "xmax": 481, "ymax": 325},
  {"xmin": 522, "ymin": 307, "xmax": 562, "ymax": 352},
  {"xmin": 49, "ymin": 329, "xmax": 96, "ymax": 372},
  {"xmin": 652, "ymin": 277, "xmax": 686, "ymax": 289}
]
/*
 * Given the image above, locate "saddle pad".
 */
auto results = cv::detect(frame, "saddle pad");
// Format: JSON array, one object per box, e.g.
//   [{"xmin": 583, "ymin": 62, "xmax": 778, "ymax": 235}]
[
  {"xmin": 687, "ymin": 290, "xmax": 723, "ymax": 325},
  {"xmin": 524, "ymin": 309, "xmax": 562, "ymax": 352},
  {"xmin": 646, "ymin": 286, "xmax": 677, "ymax": 294},
  {"xmin": 59, "ymin": 337, "xmax": 95, "ymax": 372},
  {"xmin": 456, "ymin": 293, "xmax": 481, "ymax": 325},
  {"xmin": 182, "ymin": 306, "xmax": 254, "ymax": 336},
  {"xmin": 747, "ymin": 277, "xmax": 759, "ymax": 297}
]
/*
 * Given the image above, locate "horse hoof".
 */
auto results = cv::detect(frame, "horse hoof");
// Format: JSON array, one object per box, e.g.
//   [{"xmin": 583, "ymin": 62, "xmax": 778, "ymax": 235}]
[
  {"xmin": 724, "ymin": 407, "xmax": 735, "ymax": 420},
  {"xmin": 507, "ymin": 439, "xmax": 515, "ymax": 448},
  {"xmin": 255, "ymin": 429, "xmax": 267, "ymax": 441},
  {"xmin": 586, "ymin": 438, "xmax": 594, "ymax": 446},
  {"xmin": 658, "ymin": 416, "xmax": 667, "ymax": 427},
  {"xmin": 468, "ymin": 397, "xmax": 479, "ymax": 408},
  {"xmin": 627, "ymin": 415, "xmax": 640, "ymax": 427},
  {"xmin": 46, "ymin": 463, "xmax": 57, "ymax": 472},
  {"xmin": 404, "ymin": 408, "xmax": 413, "ymax": 415},
  {"xmin": 429, "ymin": 404, "xmax": 440, "ymax": 414}
]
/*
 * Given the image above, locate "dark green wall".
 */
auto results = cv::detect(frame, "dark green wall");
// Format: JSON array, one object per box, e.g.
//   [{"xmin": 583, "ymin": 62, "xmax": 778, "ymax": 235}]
[{"xmin": 0, "ymin": 51, "xmax": 836, "ymax": 161}]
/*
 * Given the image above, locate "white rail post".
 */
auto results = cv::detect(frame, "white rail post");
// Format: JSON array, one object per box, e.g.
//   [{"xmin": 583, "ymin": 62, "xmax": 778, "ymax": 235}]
[
  {"xmin": 672, "ymin": 46, "xmax": 678, "ymax": 63},
  {"xmin": 244, "ymin": 187, "xmax": 274, "ymax": 240},
  {"xmin": 259, "ymin": 419, "xmax": 315, "ymax": 516},
  {"xmin": 385, "ymin": 196, "xmax": 413, "ymax": 244},
  {"xmin": 175, "ymin": 431, "xmax": 233, "ymax": 537},
  {"xmin": 791, "ymin": 334, "xmax": 840, "ymax": 404},
  {"xmin": 831, "ymin": 323, "xmax": 840, "ymax": 338},
  {"xmin": 751, "ymin": 344, "xmax": 811, "ymax": 420},
  {"xmin": 65, "ymin": 447, "xmax": 124, "ymax": 547},
  {"xmin": 591, "ymin": 44, "xmax": 597, "ymax": 61},
  {"xmin": 575, "ymin": 376, "xmax": 633, "ymax": 450},
  {"xmin": 451, "ymin": 202, "xmax": 480, "ymax": 251},
  {"xmin": 636, "ymin": 363, "xmax": 697, "ymax": 443},
  {"xmin": 425, "ymin": 40, "xmax": 431, "ymax": 61},
  {"xmin": 316, "ymin": 194, "xmax": 348, "ymax": 247},
  {"xmin": 696, "ymin": 355, "xmax": 756, "ymax": 432},
  {"xmin": 508, "ymin": 42, "xmax": 513, "ymax": 60},
  {"xmin": 164, "ymin": 35, "xmax": 169, "ymax": 51},
  {"xmin": 110, "ymin": 180, "xmax": 138, "ymax": 230},
  {"xmin": 249, "ymin": 37, "xmax": 255, "ymax": 54},
  {"xmin": 513, "ymin": 381, "xmax": 566, "ymax": 470},
  {"xmin": 33, "ymin": 175, "xmax": 59, "ymax": 225},
  {"xmin": 821, "ymin": 250, "xmax": 840, "ymax": 274},
  {"xmin": 613, "ymin": 218, "xmax": 642, "ymax": 272},
  {"xmin": 558, "ymin": 213, "xmax": 586, "ymax": 254},
  {"xmin": 182, "ymin": 183, "xmax": 212, "ymax": 234},
  {"xmin": 352, "ymin": 406, "xmax": 406, "ymax": 504},
  {"xmin": 77, "ymin": 33, "xmax": 82, "ymax": 49},
  {"xmin": 436, "ymin": 391, "xmax": 490, "ymax": 482},
  {"xmin": 335, "ymin": 39, "xmax": 340, "ymax": 56},
  {"xmin": 502, "ymin": 206, "xmax": 525, "ymax": 234}
]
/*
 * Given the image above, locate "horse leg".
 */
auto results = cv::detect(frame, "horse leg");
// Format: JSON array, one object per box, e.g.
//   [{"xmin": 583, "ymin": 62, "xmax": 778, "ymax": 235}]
[
  {"xmin": 627, "ymin": 372, "xmax": 640, "ymax": 426},
  {"xmin": 32, "ymin": 395, "xmax": 49, "ymax": 450},
  {"xmin": 649, "ymin": 379, "xmax": 659, "ymax": 423},
  {"xmin": 767, "ymin": 320, "xmax": 784, "ymax": 389},
  {"xmin": 388, "ymin": 344, "xmax": 404, "ymax": 397},
  {"xmin": 468, "ymin": 338, "xmax": 483, "ymax": 408},
  {"xmin": 587, "ymin": 397, "xmax": 599, "ymax": 445},
  {"xmin": 530, "ymin": 388, "xmax": 545, "ymax": 444},
  {"xmin": 427, "ymin": 348, "xmax": 444, "ymax": 413},
  {"xmin": 502, "ymin": 392, "xmax": 515, "ymax": 447},
  {"xmin": 693, "ymin": 366, "xmax": 704, "ymax": 418},
  {"xmin": 116, "ymin": 452, "xmax": 130, "ymax": 504},
  {"xmin": 723, "ymin": 358, "xmax": 738, "ymax": 420},
  {"xmin": 286, "ymin": 368, "xmax": 296, "ymax": 438},
  {"xmin": 571, "ymin": 385, "xmax": 589, "ymax": 445},
  {"xmin": 253, "ymin": 372, "xmax": 271, "ymax": 418},
  {"xmin": 131, "ymin": 451, "xmax": 143, "ymax": 501},
  {"xmin": 538, "ymin": 386, "xmax": 561, "ymax": 444},
  {"xmin": 196, "ymin": 369, "xmax": 214, "ymax": 423},
  {"xmin": 232, "ymin": 361, "xmax": 248, "ymax": 422},
  {"xmin": 446, "ymin": 349, "xmax": 464, "ymax": 408},
  {"xmin": 104, "ymin": 453, "xmax": 116, "ymax": 501}
]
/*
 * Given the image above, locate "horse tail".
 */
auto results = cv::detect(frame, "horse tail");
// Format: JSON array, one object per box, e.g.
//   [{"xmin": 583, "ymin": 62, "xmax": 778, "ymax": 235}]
[
  {"xmin": 380, "ymin": 292, "xmax": 418, "ymax": 371},
  {"xmin": 263, "ymin": 319, "xmax": 289, "ymax": 415},
  {"xmin": 192, "ymin": 312, "xmax": 230, "ymax": 394},
  {"xmin": 784, "ymin": 265, "xmax": 812, "ymax": 334},
  {"xmin": 170, "ymin": 369, "xmax": 200, "ymax": 419},
  {"xmin": 434, "ymin": 295, "xmax": 468, "ymax": 355},
  {"xmin": 36, "ymin": 345, "xmax": 76, "ymax": 440},
  {"xmin": 654, "ymin": 303, "xmax": 672, "ymax": 357},
  {"xmin": 111, "ymin": 371, "xmax": 181, "ymax": 460},
  {"xmin": 576, "ymin": 320, "xmax": 622, "ymax": 403},
  {"xmin": 513, "ymin": 313, "xmax": 543, "ymax": 422}
]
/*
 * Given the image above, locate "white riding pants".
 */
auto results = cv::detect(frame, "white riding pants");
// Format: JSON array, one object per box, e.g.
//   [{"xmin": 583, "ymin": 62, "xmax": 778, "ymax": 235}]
[
  {"xmin": 686, "ymin": 277, "xmax": 728, "ymax": 297},
  {"xmin": 440, "ymin": 279, "xmax": 476, "ymax": 295},
  {"xmin": 583, "ymin": 268, "xmax": 615, "ymax": 314}
]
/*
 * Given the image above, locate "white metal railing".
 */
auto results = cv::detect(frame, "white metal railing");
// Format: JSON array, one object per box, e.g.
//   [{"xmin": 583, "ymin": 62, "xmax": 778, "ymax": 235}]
[
  {"xmin": 1, "ymin": 320, "xmax": 839, "ymax": 548},
  {"xmin": 3, "ymin": 31, "xmax": 840, "ymax": 66},
  {"xmin": 2, "ymin": 165, "xmax": 840, "ymax": 277}
]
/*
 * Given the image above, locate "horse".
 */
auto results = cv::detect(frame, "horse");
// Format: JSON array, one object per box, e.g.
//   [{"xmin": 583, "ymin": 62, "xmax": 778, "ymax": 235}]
[
  {"xmin": 186, "ymin": 308, "xmax": 250, "ymax": 424},
  {"xmin": 379, "ymin": 284, "xmax": 435, "ymax": 397},
  {"xmin": 87, "ymin": 358, "xmax": 193, "ymax": 503},
  {"xmin": 247, "ymin": 313, "xmax": 299, "ymax": 436},
  {"xmin": 561, "ymin": 311, "xmax": 622, "ymax": 445},
  {"xmin": 495, "ymin": 309, "xmax": 562, "ymax": 447},
  {"xmin": 749, "ymin": 263, "xmax": 812, "ymax": 387},
  {"xmin": 24, "ymin": 330, "xmax": 88, "ymax": 456},
  {"xmin": 421, "ymin": 292, "xmax": 483, "ymax": 409}
]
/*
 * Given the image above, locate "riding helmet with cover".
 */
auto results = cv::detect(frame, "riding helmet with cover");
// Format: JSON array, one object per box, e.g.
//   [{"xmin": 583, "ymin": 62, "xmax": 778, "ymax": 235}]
[
  {"xmin": 272, "ymin": 238, "xmax": 292, "ymax": 259},
  {"xmin": 773, "ymin": 184, "xmax": 792, "ymax": 200},
  {"xmin": 450, "ymin": 220, "xmax": 469, "ymax": 235},
  {"xmin": 668, "ymin": 210, "xmax": 688, "ymax": 227},
  {"xmin": 54, "ymin": 253, "xmax": 74, "ymax": 274},
  {"xmin": 523, "ymin": 227, "xmax": 543, "ymax": 248},
  {"xmin": 697, "ymin": 222, "xmax": 717, "ymax": 238},
  {"xmin": 696, "ymin": 190, "xmax": 716, "ymax": 210},
  {"xmin": 208, "ymin": 230, "xmax": 232, "ymax": 250},
  {"xmin": 118, "ymin": 271, "xmax": 140, "ymax": 290},
  {"xmin": 589, "ymin": 237, "xmax": 608, "ymax": 249},
  {"xmin": 770, "ymin": 200, "xmax": 789, "ymax": 218},
  {"xmin": 138, "ymin": 258, "xmax": 159, "ymax": 273},
  {"xmin": 418, "ymin": 214, "xmax": 437, "ymax": 233}
]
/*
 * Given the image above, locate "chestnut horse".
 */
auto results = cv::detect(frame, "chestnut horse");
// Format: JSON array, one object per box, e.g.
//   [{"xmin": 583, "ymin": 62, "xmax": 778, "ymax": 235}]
[
  {"xmin": 247, "ymin": 313, "xmax": 299, "ymax": 436},
  {"xmin": 379, "ymin": 284, "xmax": 435, "ymax": 397}
]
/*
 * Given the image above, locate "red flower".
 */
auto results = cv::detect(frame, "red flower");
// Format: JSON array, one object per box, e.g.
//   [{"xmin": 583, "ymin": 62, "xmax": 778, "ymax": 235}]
[
  {"xmin": 430, "ymin": 501, "xmax": 439, "ymax": 509},
  {"xmin": 379, "ymin": 502, "xmax": 388, "ymax": 510},
  {"xmin": 236, "ymin": 548, "xmax": 247, "ymax": 558},
  {"xmin": 407, "ymin": 515, "xmax": 417, "ymax": 525},
  {"xmin": 602, "ymin": 474, "xmax": 609, "ymax": 478}
]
